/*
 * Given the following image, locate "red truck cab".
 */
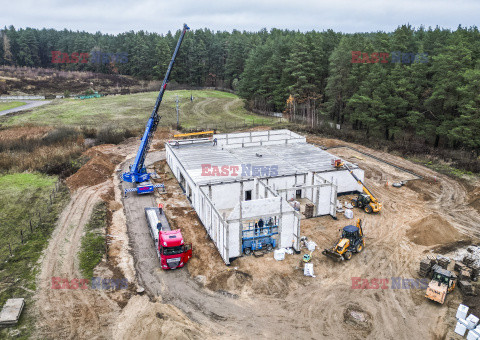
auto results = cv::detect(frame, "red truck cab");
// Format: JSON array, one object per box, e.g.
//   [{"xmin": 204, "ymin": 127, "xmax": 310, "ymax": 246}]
[
  {"xmin": 145, "ymin": 207, "xmax": 192, "ymax": 270},
  {"xmin": 159, "ymin": 229, "xmax": 192, "ymax": 270}
]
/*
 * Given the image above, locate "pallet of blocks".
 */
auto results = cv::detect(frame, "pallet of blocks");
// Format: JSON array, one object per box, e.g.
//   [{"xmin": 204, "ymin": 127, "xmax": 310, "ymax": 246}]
[
  {"xmin": 419, "ymin": 255, "xmax": 436, "ymax": 277},
  {"xmin": 459, "ymin": 280, "xmax": 476, "ymax": 296},
  {"xmin": 437, "ymin": 255, "xmax": 451, "ymax": 269},
  {"xmin": 304, "ymin": 203, "xmax": 314, "ymax": 219},
  {"xmin": 459, "ymin": 267, "xmax": 474, "ymax": 281}
]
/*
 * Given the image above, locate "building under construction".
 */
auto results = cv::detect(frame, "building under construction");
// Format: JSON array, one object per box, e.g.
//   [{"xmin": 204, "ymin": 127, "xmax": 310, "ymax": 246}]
[{"xmin": 165, "ymin": 130, "xmax": 364, "ymax": 264}]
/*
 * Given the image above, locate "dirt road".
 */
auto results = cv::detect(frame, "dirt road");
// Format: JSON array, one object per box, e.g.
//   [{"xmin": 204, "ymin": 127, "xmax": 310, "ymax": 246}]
[{"xmin": 35, "ymin": 182, "xmax": 120, "ymax": 339}]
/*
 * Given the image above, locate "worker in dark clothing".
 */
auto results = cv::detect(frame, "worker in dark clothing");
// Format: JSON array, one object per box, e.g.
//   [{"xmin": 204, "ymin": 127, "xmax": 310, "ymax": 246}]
[
  {"xmin": 254, "ymin": 222, "xmax": 258, "ymax": 235},
  {"xmin": 157, "ymin": 222, "xmax": 162, "ymax": 232},
  {"xmin": 213, "ymin": 138, "xmax": 217, "ymax": 146},
  {"xmin": 258, "ymin": 218, "xmax": 264, "ymax": 233}
]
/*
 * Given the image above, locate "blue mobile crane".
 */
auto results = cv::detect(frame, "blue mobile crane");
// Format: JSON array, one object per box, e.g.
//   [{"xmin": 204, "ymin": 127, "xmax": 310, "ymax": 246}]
[{"xmin": 123, "ymin": 24, "xmax": 189, "ymax": 195}]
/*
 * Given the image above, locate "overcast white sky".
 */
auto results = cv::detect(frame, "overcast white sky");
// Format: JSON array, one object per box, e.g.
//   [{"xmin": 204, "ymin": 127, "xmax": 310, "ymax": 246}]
[{"xmin": 2, "ymin": 0, "xmax": 479, "ymax": 34}]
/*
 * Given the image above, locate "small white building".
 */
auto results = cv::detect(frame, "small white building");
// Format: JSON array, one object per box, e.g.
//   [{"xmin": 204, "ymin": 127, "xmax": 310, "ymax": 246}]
[{"xmin": 165, "ymin": 130, "xmax": 364, "ymax": 264}]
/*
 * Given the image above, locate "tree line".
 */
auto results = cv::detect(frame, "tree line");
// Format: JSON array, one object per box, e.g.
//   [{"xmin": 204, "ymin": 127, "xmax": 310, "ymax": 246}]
[{"xmin": 1, "ymin": 24, "xmax": 479, "ymax": 152}]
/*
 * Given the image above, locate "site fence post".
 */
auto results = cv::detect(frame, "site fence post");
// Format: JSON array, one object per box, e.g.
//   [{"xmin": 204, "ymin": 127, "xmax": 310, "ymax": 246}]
[
  {"xmin": 8, "ymin": 243, "xmax": 12, "ymax": 256},
  {"xmin": 20, "ymin": 230, "xmax": 23, "ymax": 244}
]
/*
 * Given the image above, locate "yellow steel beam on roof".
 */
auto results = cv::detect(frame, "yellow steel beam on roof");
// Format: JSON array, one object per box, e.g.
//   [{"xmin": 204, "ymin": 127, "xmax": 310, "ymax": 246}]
[{"xmin": 173, "ymin": 131, "xmax": 214, "ymax": 138}]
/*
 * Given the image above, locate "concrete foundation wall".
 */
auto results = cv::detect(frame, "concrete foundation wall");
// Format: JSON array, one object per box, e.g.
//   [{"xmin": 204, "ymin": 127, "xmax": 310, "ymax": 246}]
[{"xmin": 326, "ymin": 169, "xmax": 364, "ymax": 194}]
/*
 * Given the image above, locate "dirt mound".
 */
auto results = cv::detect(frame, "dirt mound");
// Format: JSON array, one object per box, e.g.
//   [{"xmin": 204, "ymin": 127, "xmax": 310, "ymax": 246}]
[
  {"xmin": 154, "ymin": 128, "xmax": 173, "ymax": 140},
  {"xmin": 468, "ymin": 186, "xmax": 480, "ymax": 213},
  {"xmin": 405, "ymin": 179, "xmax": 441, "ymax": 201},
  {"xmin": 66, "ymin": 148, "xmax": 121, "ymax": 190},
  {"xmin": 406, "ymin": 214, "xmax": 462, "ymax": 246},
  {"xmin": 83, "ymin": 144, "xmax": 118, "ymax": 158},
  {"xmin": 112, "ymin": 295, "xmax": 206, "ymax": 339},
  {"xmin": 206, "ymin": 270, "xmax": 253, "ymax": 292}
]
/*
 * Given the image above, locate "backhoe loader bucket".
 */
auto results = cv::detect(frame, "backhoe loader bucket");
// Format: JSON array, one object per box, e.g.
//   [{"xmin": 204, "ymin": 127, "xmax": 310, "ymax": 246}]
[{"xmin": 322, "ymin": 248, "xmax": 344, "ymax": 261}]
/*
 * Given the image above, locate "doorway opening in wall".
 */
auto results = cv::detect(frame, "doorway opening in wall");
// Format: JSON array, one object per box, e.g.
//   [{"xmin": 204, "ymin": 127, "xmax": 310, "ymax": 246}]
[
  {"xmin": 245, "ymin": 190, "xmax": 252, "ymax": 201},
  {"xmin": 179, "ymin": 172, "xmax": 186, "ymax": 192},
  {"xmin": 296, "ymin": 189, "xmax": 302, "ymax": 199},
  {"xmin": 187, "ymin": 185, "xmax": 192, "ymax": 202}
]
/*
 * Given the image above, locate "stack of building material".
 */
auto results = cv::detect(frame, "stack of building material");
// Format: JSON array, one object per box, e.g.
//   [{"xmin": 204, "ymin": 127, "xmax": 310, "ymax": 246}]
[
  {"xmin": 467, "ymin": 315, "xmax": 479, "ymax": 330},
  {"xmin": 0, "ymin": 298, "xmax": 25, "ymax": 326},
  {"xmin": 464, "ymin": 254, "xmax": 477, "ymax": 267},
  {"xmin": 305, "ymin": 203, "xmax": 314, "ymax": 218},
  {"xmin": 457, "ymin": 318, "xmax": 469, "ymax": 336},
  {"xmin": 456, "ymin": 261, "xmax": 468, "ymax": 272},
  {"xmin": 458, "ymin": 304, "xmax": 470, "ymax": 319},
  {"xmin": 419, "ymin": 258, "xmax": 433, "ymax": 277},
  {"xmin": 437, "ymin": 255, "xmax": 451, "ymax": 269},
  {"xmin": 466, "ymin": 315, "xmax": 480, "ymax": 339},
  {"xmin": 459, "ymin": 280, "xmax": 475, "ymax": 296},
  {"xmin": 472, "ymin": 263, "xmax": 480, "ymax": 282},
  {"xmin": 467, "ymin": 328, "xmax": 480, "ymax": 340},
  {"xmin": 304, "ymin": 263, "xmax": 316, "ymax": 278},
  {"xmin": 460, "ymin": 267, "xmax": 474, "ymax": 281}
]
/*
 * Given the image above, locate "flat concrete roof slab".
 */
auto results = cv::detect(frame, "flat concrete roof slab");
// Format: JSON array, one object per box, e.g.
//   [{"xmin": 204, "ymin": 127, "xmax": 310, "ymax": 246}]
[
  {"xmin": 0, "ymin": 298, "xmax": 25, "ymax": 326},
  {"xmin": 167, "ymin": 130, "xmax": 359, "ymax": 185}
]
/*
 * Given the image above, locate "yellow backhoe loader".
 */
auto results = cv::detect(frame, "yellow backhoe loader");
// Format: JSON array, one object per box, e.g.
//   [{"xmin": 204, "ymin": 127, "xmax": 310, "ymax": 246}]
[{"xmin": 322, "ymin": 219, "xmax": 365, "ymax": 261}]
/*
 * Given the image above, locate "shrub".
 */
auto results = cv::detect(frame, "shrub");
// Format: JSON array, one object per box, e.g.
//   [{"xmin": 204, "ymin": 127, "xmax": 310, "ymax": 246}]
[{"xmin": 96, "ymin": 126, "xmax": 137, "ymax": 144}]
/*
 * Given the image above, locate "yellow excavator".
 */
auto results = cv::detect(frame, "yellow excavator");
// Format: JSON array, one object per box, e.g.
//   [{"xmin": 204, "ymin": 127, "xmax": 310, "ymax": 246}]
[
  {"xmin": 322, "ymin": 219, "xmax": 365, "ymax": 261},
  {"xmin": 345, "ymin": 164, "xmax": 382, "ymax": 213},
  {"xmin": 425, "ymin": 265, "xmax": 456, "ymax": 304}
]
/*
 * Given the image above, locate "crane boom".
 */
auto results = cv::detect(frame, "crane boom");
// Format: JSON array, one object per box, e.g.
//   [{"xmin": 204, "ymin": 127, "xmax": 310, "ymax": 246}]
[
  {"xmin": 123, "ymin": 24, "xmax": 189, "ymax": 184},
  {"xmin": 345, "ymin": 164, "xmax": 378, "ymax": 203}
]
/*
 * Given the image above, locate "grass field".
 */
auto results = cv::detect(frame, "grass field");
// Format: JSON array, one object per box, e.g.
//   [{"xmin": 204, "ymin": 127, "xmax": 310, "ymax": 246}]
[
  {"xmin": 1, "ymin": 90, "xmax": 278, "ymax": 130},
  {"xmin": 0, "ymin": 101, "xmax": 26, "ymax": 112},
  {"xmin": 0, "ymin": 173, "xmax": 69, "ymax": 339},
  {"xmin": 79, "ymin": 202, "xmax": 107, "ymax": 278}
]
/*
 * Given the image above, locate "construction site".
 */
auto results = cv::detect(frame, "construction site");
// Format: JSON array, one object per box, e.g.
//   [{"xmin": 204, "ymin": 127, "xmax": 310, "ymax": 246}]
[
  {"xmin": 1, "ymin": 23, "xmax": 480, "ymax": 340},
  {"xmin": 165, "ymin": 129, "xmax": 364, "ymax": 263}
]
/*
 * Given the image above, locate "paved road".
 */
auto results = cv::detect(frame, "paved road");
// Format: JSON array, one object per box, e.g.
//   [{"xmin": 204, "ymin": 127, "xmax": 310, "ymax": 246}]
[{"xmin": 0, "ymin": 100, "xmax": 51, "ymax": 116}]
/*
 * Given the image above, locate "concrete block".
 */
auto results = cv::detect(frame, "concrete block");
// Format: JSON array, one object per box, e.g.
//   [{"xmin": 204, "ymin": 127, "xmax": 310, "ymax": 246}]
[
  {"xmin": 274, "ymin": 249, "xmax": 285, "ymax": 261},
  {"xmin": 467, "ymin": 329, "xmax": 480, "ymax": 340},
  {"xmin": 458, "ymin": 304, "xmax": 470, "ymax": 320},
  {"xmin": 304, "ymin": 263, "xmax": 316, "ymax": 277},
  {"xmin": 456, "ymin": 320, "xmax": 468, "ymax": 336},
  {"xmin": 0, "ymin": 298, "xmax": 25, "ymax": 325},
  {"xmin": 467, "ymin": 314, "xmax": 480, "ymax": 330}
]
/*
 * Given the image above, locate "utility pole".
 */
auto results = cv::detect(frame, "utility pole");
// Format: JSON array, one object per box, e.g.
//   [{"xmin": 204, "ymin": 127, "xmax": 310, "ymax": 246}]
[{"xmin": 176, "ymin": 95, "xmax": 180, "ymax": 129}]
